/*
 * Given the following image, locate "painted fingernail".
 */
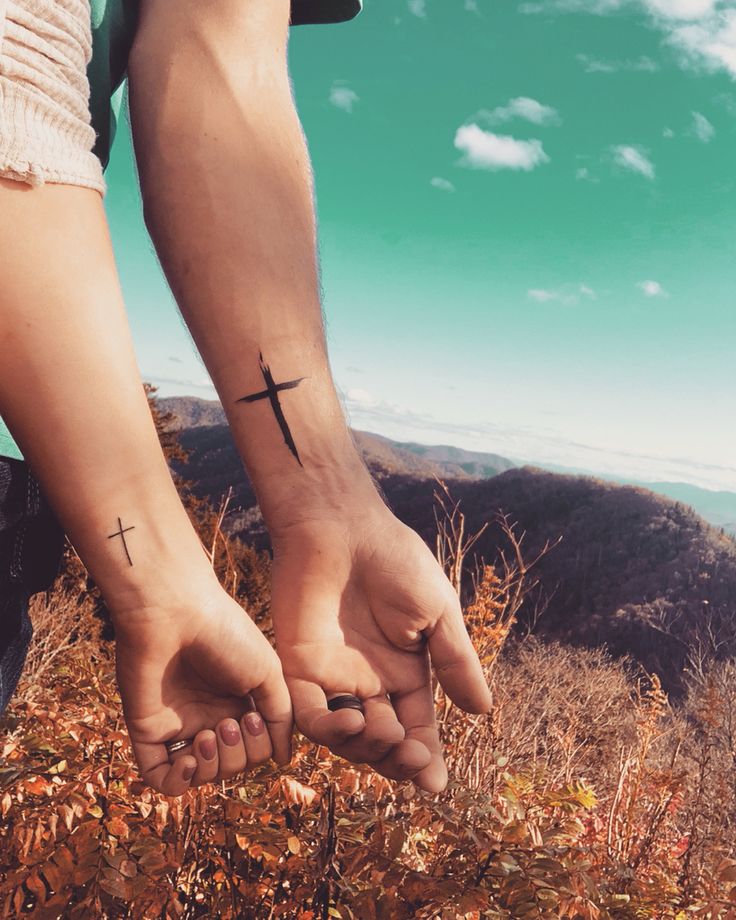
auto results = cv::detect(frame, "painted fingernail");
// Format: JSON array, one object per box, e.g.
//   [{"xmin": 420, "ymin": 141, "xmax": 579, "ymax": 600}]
[
  {"xmin": 244, "ymin": 712, "xmax": 265, "ymax": 736},
  {"xmin": 183, "ymin": 764, "xmax": 196, "ymax": 781},
  {"xmin": 200, "ymin": 737, "xmax": 217, "ymax": 760},
  {"xmin": 220, "ymin": 721, "xmax": 241, "ymax": 747}
]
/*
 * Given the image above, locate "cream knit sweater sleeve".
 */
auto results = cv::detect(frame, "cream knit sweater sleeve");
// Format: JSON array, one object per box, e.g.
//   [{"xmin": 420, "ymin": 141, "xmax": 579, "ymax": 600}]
[{"xmin": 0, "ymin": 0, "xmax": 105, "ymax": 192}]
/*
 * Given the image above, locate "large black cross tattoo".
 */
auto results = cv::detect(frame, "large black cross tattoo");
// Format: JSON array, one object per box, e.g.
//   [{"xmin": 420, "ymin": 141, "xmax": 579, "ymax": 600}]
[
  {"xmin": 236, "ymin": 353, "xmax": 305, "ymax": 466},
  {"xmin": 108, "ymin": 517, "xmax": 135, "ymax": 567}
]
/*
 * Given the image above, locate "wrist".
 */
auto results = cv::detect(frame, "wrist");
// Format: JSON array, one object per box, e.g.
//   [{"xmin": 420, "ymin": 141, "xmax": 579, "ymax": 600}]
[
  {"xmin": 64, "ymin": 484, "xmax": 221, "ymax": 624},
  {"xmin": 255, "ymin": 445, "xmax": 388, "ymax": 537}
]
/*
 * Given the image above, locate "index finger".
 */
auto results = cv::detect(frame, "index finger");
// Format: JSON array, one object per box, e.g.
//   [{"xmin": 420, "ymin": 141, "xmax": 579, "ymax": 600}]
[{"xmin": 249, "ymin": 666, "xmax": 295, "ymax": 766}]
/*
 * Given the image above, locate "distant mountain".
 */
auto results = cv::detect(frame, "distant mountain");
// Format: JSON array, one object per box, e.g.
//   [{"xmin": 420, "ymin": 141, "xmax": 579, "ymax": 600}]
[
  {"xmin": 162, "ymin": 398, "xmax": 736, "ymax": 692},
  {"xmin": 377, "ymin": 469, "xmax": 736, "ymax": 689},
  {"xmin": 159, "ymin": 396, "xmax": 736, "ymax": 535},
  {"xmin": 159, "ymin": 396, "xmax": 226, "ymax": 429},
  {"xmin": 634, "ymin": 482, "xmax": 736, "ymax": 537},
  {"xmin": 159, "ymin": 397, "xmax": 515, "ymax": 481},
  {"xmin": 373, "ymin": 436, "xmax": 516, "ymax": 479}
]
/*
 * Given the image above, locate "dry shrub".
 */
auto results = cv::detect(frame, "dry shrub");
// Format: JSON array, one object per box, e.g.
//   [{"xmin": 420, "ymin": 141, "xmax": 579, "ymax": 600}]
[
  {"xmin": 489, "ymin": 639, "xmax": 637, "ymax": 788},
  {"xmin": 2, "ymin": 481, "xmax": 736, "ymax": 918},
  {"xmin": 14, "ymin": 556, "xmax": 107, "ymax": 707}
]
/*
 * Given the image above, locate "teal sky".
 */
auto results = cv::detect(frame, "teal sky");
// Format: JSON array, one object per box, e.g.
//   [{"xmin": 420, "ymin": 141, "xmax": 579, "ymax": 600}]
[{"xmin": 104, "ymin": 0, "xmax": 736, "ymax": 490}]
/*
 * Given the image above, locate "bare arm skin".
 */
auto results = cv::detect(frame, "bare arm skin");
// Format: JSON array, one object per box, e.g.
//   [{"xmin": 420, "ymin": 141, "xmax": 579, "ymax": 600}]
[
  {"xmin": 0, "ymin": 178, "xmax": 292, "ymax": 792},
  {"xmin": 128, "ymin": 0, "xmax": 491, "ymax": 792}
]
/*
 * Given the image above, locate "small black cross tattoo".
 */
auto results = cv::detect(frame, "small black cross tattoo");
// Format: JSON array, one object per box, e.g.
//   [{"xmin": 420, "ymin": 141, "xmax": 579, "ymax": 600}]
[
  {"xmin": 108, "ymin": 517, "xmax": 135, "ymax": 567},
  {"xmin": 236, "ymin": 352, "xmax": 305, "ymax": 466}
]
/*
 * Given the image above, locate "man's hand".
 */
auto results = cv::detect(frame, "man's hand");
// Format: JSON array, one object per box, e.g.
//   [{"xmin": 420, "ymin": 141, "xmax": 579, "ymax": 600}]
[
  {"xmin": 270, "ymin": 500, "xmax": 491, "ymax": 793},
  {"xmin": 113, "ymin": 588, "xmax": 292, "ymax": 795},
  {"xmin": 127, "ymin": 0, "xmax": 490, "ymax": 792}
]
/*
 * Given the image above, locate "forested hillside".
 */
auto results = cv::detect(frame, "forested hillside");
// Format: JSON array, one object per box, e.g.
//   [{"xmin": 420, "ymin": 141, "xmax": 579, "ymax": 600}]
[{"xmin": 170, "ymin": 415, "xmax": 736, "ymax": 692}]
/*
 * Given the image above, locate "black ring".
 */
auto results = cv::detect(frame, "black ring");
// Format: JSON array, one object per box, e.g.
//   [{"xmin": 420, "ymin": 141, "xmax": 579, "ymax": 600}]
[{"xmin": 327, "ymin": 693, "xmax": 364, "ymax": 714}]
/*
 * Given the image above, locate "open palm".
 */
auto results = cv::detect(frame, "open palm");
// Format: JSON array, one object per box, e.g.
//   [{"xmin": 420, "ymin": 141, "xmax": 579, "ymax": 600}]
[{"xmin": 271, "ymin": 509, "xmax": 491, "ymax": 792}]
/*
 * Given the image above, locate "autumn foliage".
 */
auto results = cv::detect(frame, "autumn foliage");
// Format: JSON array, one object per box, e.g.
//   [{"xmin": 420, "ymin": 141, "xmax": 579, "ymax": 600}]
[{"xmin": 1, "ymin": 396, "xmax": 736, "ymax": 918}]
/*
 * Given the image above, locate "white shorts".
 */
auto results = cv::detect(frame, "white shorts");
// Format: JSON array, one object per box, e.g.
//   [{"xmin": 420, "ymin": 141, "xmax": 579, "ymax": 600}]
[{"xmin": 0, "ymin": 0, "xmax": 104, "ymax": 192}]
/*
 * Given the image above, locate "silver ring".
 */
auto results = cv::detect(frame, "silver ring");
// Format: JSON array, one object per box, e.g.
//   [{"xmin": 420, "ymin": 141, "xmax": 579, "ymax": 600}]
[{"xmin": 165, "ymin": 738, "xmax": 194, "ymax": 755}]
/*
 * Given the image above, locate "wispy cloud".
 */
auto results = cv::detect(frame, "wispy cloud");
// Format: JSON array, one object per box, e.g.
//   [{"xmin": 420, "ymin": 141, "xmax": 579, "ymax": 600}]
[
  {"xmin": 521, "ymin": 0, "xmax": 717, "ymax": 16},
  {"xmin": 663, "ymin": 126, "xmax": 675, "ymax": 138},
  {"xmin": 667, "ymin": 13, "xmax": 736, "ymax": 78},
  {"xmin": 465, "ymin": 0, "xmax": 480, "ymax": 11},
  {"xmin": 341, "ymin": 387, "xmax": 736, "ymax": 491},
  {"xmin": 329, "ymin": 81, "xmax": 359, "ymax": 113},
  {"xmin": 575, "ymin": 166, "xmax": 600, "ymax": 182},
  {"xmin": 430, "ymin": 176, "xmax": 456, "ymax": 192},
  {"xmin": 475, "ymin": 96, "xmax": 561, "ymax": 126},
  {"xmin": 638, "ymin": 279, "xmax": 668, "ymax": 296},
  {"xmin": 522, "ymin": 1, "xmax": 736, "ymax": 79},
  {"xmin": 576, "ymin": 53, "xmax": 659, "ymax": 72},
  {"xmin": 612, "ymin": 144, "xmax": 656, "ymax": 179},
  {"xmin": 691, "ymin": 110, "xmax": 715, "ymax": 141},
  {"xmin": 528, "ymin": 283, "xmax": 597, "ymax": 304},
  {"xmin": 408, "ymin": 0, "xmax": 427, "ymax": 17},
  {"xmin": 455, "ymin": 124, "xmax": 550, "ymax": 171}
]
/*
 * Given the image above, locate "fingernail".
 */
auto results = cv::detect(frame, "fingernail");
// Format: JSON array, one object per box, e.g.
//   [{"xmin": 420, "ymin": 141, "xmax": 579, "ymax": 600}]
[
  {"xmin": 183, "ymin": 764, "xmax": 196, "ymax": 781},
  {"xmin": 244, "ymin": 712, "xmax": 265, "ymax": 736},
  {"xmin": 200, "ymin": 737, "xmax": 217, "ymax": 760},
  {"xmin": 243, "ymin": 695, "xmax": 258, "ymax": 713},
  {"xmin": 220, "ymin": 721, "xmax": 241, "ymax": 747}
]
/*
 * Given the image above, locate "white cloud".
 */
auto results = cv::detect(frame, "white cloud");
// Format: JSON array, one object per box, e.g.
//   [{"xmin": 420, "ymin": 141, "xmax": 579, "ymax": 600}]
[
  {"xmin": 524, "ymin": 1, "xmax": 736, "ymax": 78},
  {"xmin": 329, "ymin": 82, "xmax": 359, "ymax": 113},
  {"xmin": 430, "ymin": 176, "xmax": 456, "ymax": 192},
  {"xmin": 528, "ymin": 288, "xmax": 559, "ymax": 302},
  {"xmin": 465, "ymin": 0, "xmax": 479, "ymax": 10},
  {"xmin": 346, "ymin": 387, "xmax": 378, "ymax": 406},
  {"xmin": 522, "ymin": 0, "xmax": 717, "ymax": 16},
  {"xmin": 408, "ymin": 0, "xmax": 427, "ymax": 17},
  {"xmin": 455, "ymin": 124, "xmax": 550, "ymax": 171},
  {"xmin": 528, "ymin": 283, "xmax": 596, "ymax": 304},
  {"xmin": 638, "ymin": 279, "xmax": 668, "ymax": 296},
  {"xmin": 663, "ymin": 126, "xmax": 675, "ymax": 137},
  {"xmin": 691, "ymin": 110, "xmax": 716, "ymax": 141},
  {"xmin": 476, "ymin": 96, "xmax": 561, "ymax": 126},
  {"xmin": 646, "ymin": 0, "xmax": 717, "ymax": 18},
  {"xmin": 668, "ymin": 11, "xmax": 736, "ymax": 77},
  {"xmin": 612, "ymin": 144, "xmax": 656, "ymax": 179},
  {"xmin": 576, "ymin": 53, "xmax": 659, "ymax": 72}
]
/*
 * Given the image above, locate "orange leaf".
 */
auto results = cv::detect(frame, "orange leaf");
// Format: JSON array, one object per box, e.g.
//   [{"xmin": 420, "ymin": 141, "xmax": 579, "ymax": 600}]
[
  {"xmin": 279, "ymin": 776, "xmax": 318, "ymax": 807},
  {"xmin": 287, "ymin": 835, "xmax": 301, "ymax": 855},
  {"xmin": 25, "ymin": 870, "xmax": 47, "ymax": 905},
  {"xmin": 106, "ymin": 817, "xmax": 130, "ymax": 838}
]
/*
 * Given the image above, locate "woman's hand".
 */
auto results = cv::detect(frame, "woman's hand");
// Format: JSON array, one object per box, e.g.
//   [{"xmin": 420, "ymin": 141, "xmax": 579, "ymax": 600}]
[
  {"xmin": 113, "ymin": 586, "xmax": 292, "ymax": 796},
  {"xmin": 270, "ymin": 500, "xmax": 491, "ymax": 793}
]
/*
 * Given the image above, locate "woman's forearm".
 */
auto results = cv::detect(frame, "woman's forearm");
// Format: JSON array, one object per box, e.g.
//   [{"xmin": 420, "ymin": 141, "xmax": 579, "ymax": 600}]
[
  {"xmin": 0, "ymin": 178, "xmax": 218, "ymax": 615},
  {"xmin": 128, "ymin": 0, "xmax": 382, "ymax": 533}
]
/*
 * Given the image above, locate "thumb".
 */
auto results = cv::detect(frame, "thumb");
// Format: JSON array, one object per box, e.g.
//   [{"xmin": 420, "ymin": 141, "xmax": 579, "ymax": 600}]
[{"xmin": 425, "ymin": 600, "xmax": 492, "ymax": 714}]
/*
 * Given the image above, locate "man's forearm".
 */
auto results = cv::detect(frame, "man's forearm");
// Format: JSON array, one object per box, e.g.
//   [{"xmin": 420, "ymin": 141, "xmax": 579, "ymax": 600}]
[{"xmin": 128, "ymin": 0, "xmax": 382, "ymax": 532}]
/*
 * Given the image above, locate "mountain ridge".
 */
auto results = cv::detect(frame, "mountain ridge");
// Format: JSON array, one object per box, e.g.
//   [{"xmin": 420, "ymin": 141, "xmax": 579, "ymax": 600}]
[{"xmin": 158, "ymin": 396, "xmax": 736, "ymax": 532}]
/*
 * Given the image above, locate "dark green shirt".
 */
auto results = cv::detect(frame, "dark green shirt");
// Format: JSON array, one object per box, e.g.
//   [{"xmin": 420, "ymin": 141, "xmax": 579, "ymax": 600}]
[{"xmin": 0, "ymin": 0, "xmax": 362, "ymax": 461}]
